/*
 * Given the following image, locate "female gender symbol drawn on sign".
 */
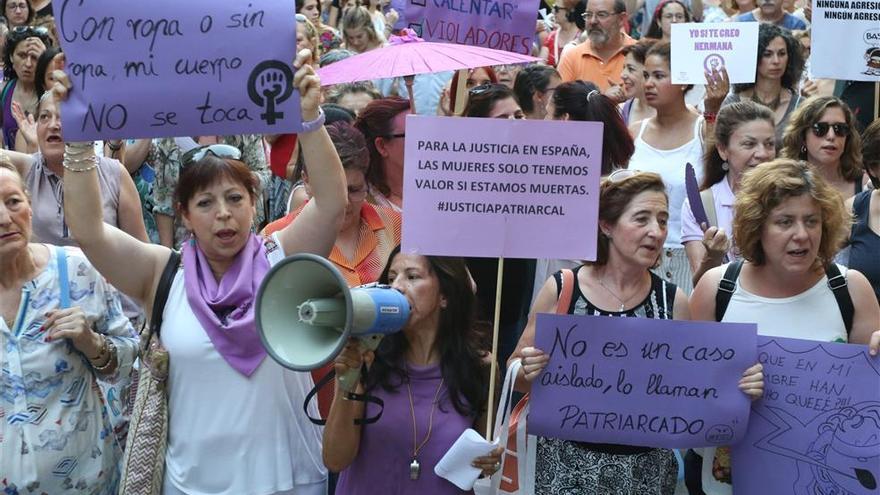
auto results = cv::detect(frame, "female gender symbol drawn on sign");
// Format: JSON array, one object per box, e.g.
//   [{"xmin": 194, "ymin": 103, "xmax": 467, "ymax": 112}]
[
  {"xmin": 248, "ymin": 60, "xmax": 295, "ymax": 125},
  {"xmin": 703, "ymin": 53, "xmax": 725, "ymax": 73}
]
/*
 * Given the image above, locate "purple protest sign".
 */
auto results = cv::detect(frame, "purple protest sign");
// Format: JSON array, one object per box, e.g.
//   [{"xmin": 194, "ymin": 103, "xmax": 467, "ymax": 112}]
[
  {"xmin": 529, "ymin": 313, "xmax": 757, "ymax": 448},
  {"xmin": 57, "ymin": 0, "xmax": 301, "ymax": 141},
  {"xmin": 731, "ymin": 337, "xmax": 880, "ymax": 495},
  {"xmin": 405, "ymin": 0, "xmax": 540, "ymax": 54},
  {"xmin": 401, "ymin": 115, "xmax": 601, "ymax": 260}
]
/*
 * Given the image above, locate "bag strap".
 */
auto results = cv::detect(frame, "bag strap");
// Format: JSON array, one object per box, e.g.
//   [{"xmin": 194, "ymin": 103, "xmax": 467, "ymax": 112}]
[
  {"xmin": 700, "ymin": 188, "xmax": 718, "ymax": 229},
  {"xmin": 303, "ymin": 367, "xmax": 385, "ymax": 426},
  {"xmin": 556, "ymin": 269, "xmax": 575, "ymax": 314},
  {"xmin": 714, "ymin": 260, "xmax": 743, "ymax": 322},
  {"xmin": 825, "ymin": 263, "xmax": 854, "ymax": 335},
  {"xmin": 150, "ymin": 250, "xmax": 180, "ymax": 339},
  {"xmin": 56, "ymin": 246, "xmax": 70, "ymax": 309},
  {"xmin": 0, "ymin": 80, "xmax": 13, "ymax": 129}
]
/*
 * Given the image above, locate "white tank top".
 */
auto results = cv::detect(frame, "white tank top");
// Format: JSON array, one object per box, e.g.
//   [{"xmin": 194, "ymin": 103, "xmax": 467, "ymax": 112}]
[
  {"xmin": 721, "ymin": 264, "xmax": 848, "ymax": 342},
  {"xmin": 161, "ymin": 234, "xmax": 327, "ymax": 495},
  {"xmin": 629, "ymin": 116, "xmax": 705, "ymax": 247}
]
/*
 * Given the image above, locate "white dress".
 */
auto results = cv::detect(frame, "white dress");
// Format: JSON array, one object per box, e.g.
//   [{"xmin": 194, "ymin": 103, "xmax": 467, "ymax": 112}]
[{"xmin": 161, "ymin": 235, "xmax": 327, "ymax": 495}]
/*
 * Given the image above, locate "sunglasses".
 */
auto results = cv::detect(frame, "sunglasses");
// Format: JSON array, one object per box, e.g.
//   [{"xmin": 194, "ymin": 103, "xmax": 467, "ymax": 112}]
[
  {"xmin": 811, "ymin": 122, "xmax": 850, "ymax": 138},
  {"xmin": 468, "ymin": 83, "xmax": 507, "ymax": 96},
  {"xmin": 553, "ymin": 5, "xmax": 568, "ymax": 12},
  {"xmin": 7, "ymin": 25, "xmax": 50, "ymax": 42},
  {"xmin": 181, "ymin": 144, "xmax": 242, "ymax": 167},
  {"xmin": 607, "ymin": 168, "xmax": 640, "ymax": 182}
]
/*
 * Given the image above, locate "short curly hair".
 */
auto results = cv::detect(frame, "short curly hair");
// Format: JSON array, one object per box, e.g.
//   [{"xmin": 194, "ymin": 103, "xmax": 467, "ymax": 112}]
[
  {"xmin": 733, "ymin": 159, "xmax": 851, "ymax": 270},
  {"xmin": 780, "ymin": 96, "xmax": 863, "ymax": 182}
]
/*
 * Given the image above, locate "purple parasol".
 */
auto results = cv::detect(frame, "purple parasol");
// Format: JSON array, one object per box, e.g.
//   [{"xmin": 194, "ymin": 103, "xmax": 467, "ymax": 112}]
[{"xmin": 316, "ymin": 30, "xmax": 538, "ymax": 111}]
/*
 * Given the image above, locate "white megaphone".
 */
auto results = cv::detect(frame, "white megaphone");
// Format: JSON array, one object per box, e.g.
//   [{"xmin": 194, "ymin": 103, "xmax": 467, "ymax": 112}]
[{"xmin": 255, "ymin": 253, "xmax": 410, "ymax": 393}]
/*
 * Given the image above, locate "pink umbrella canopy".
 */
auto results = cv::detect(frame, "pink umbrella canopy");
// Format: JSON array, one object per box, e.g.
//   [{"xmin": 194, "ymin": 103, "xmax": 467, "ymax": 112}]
[{"xmin": 316, "ymin": 30, "xmax": 539, "ymax": 86}]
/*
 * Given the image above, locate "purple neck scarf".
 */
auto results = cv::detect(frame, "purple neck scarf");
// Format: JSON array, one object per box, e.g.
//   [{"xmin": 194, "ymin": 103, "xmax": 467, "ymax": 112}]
[{"xmin": 183, "ymin": 233, "xmax": 269, "ymax": 376}]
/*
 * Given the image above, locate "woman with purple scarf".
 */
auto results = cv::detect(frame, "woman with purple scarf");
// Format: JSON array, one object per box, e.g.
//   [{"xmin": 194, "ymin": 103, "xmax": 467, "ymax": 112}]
[{"xmin": 57, "ymin": 50, "xmax": 348, "ymax": 495}]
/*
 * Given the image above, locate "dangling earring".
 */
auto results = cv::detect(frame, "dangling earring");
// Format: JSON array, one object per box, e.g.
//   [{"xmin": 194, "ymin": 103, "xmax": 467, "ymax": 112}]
[{"xmin": 721, "ymin": 161, "xmax": 729, "ymax": 171}]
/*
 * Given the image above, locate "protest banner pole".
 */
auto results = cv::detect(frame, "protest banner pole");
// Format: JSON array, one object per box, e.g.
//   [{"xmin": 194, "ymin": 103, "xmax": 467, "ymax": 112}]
[
  {"xmin": 453, "ymin": 69, "xmax": 469, "ymax": 116},
  {"xmin": 485, "ymin": 256, "xmax": 504, "ymax": 439},
  {"xmin": 875, "ymin": 82, "xmax": 879, "ymax": 121}
]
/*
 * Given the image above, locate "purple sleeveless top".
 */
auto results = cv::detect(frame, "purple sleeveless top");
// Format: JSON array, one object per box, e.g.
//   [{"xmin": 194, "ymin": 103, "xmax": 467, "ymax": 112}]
[{"xmin": 336, "ymin": 362, "xmax": 474, "ymax": 494}]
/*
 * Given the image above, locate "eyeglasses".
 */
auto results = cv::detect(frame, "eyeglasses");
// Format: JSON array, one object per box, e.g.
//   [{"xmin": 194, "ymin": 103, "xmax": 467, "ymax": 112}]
[
  {"xmin": 469, "ymin": 83, "xmax": 507, "ymax": 96},
  {"xmin": 181, "ymin": 144, "xmax": 242, "ymax": 166},
  {"xmin": 582, "ymin": 11, "xmax": 620, "ymax": 21},
  {"xmin": 6, "ymin": 2, "xmax": 27, "ymax": 11},
  {"xmin": 810, "ymin": 122, "xmax": 850, "ymax": 138}
]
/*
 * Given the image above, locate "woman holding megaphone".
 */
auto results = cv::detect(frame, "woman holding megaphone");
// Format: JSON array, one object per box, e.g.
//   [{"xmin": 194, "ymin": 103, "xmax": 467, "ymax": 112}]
[
  {"xmin": 323, "ymin": 247, "xmax": 504, "ymax": 494},
  {"xmin": 56, "ymin": 49, "xmax": 347, "ymax": 495}
]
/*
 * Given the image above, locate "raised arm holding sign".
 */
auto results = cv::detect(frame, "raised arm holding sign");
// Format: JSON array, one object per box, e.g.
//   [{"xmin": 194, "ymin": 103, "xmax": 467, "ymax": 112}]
[{"xmin": 57, "ymin": 0, "xmax": 302, "ymax": 140}]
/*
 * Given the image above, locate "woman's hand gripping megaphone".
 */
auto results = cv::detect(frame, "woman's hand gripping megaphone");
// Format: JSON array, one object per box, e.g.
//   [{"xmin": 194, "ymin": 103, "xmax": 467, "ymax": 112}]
[{"xmin": 334, "ymin": 337, "xmax": 378, "ymax": 395}]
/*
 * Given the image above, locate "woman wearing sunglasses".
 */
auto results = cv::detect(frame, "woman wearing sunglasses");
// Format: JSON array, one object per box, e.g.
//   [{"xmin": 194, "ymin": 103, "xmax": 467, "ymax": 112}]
[
  {"xmin": 540, "ymin": 0, "xmax": 586, "ymax": 67},
  {"xmin": 781, "ymin": 96, "xmax": 864, "ymax": 200},
  {"xmin": 1, "ymin": 26, "xmax": 50, "ymax": 151},
  {"xmin": 57, "ymin": 50, "xmax": 347, "ymax": 495}
]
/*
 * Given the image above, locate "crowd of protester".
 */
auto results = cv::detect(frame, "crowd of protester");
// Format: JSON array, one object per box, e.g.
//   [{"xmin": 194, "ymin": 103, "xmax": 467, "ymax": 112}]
[{"xmin": 1, "ymin": 0, "xmax": 879, "ymax": 494}]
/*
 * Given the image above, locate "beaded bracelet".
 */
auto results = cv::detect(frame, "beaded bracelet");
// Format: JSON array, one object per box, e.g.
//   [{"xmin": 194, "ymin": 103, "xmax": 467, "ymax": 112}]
[{"xmin": 63, "ymin": 142, "xmax": 99, "ymax": 172}]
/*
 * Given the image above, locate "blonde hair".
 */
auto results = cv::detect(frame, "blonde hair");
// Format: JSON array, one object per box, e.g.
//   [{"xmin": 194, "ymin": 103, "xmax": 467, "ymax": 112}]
[
  {"xmin": 733, "ymin": 159, "xmax": 850, "ymax": 270},
  {"xmin": 342, "ymin": 6, "xmax": 380, "ymax": 50},
  {"xmin": 0, "ymin": 157, "xmax": 26, "ymax": 194}
]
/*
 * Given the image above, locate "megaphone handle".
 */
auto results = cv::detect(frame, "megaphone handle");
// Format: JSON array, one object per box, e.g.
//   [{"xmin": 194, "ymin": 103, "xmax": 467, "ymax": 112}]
[{"xmin": 338, "ymin": 334, "xmax": 385, "ymax": 393}]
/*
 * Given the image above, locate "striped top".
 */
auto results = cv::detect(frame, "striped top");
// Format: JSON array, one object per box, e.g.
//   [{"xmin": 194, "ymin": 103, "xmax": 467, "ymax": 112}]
[{"xmin": 555, "ymin": 265, "xmax": 677, "ymax": 319}]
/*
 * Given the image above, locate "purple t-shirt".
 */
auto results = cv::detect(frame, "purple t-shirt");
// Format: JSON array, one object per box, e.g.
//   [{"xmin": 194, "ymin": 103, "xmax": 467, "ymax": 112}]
[{"xmin": 336, "ymin": 363, "xmax": 474, "ymax": 495}]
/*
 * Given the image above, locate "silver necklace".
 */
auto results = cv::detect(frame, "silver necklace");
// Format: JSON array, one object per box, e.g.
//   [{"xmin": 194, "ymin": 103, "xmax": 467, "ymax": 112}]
[{"xmin": 597, "ymin": 273, "xmax": 640, "ymax": 312}]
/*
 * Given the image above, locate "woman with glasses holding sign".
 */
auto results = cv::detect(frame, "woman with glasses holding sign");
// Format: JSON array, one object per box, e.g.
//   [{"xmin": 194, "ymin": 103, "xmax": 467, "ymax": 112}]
[
  {"xmin": 56, "ymin": 50, "xmax": 348, "ymax": 495},
  {"xmin": 511, "ymin": 170, "xmax": 764, "ymax": 494},
  {"xmin": 780, "ymin": 96, "xmax": 865, "ymax": 201},
  {"xmin": 688, "ymin": 159, "xmax": 880, "ymax": 494},
  {"xmin": 1, "ymin": 25, "xmax": 50, "ymax": 152}
]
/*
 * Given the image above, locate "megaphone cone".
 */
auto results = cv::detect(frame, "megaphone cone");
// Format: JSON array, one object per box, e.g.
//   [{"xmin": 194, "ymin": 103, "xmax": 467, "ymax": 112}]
[{"xmin": 256, "ymin": 254, "xmax": 410, "ymax": 390}]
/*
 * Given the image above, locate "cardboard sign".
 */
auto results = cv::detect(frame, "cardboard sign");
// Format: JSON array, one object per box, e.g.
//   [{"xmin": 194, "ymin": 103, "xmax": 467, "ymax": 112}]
[
  {"xmin": 530, "ymin": 313, "xmax": 758, "ymax": 449},
  {"xmin": 57, "ymin": 0, "xmax": 301, "ymax": 140},
  {"xmin": 732, "ymin": 337, "xmax": 880, "ymax": 494},
  {"xmin": 671, "ymin": 23, "xmax": 759, "ymax": 85},
  {"xmin": 405, "ymin": 0, "xmax": 541, "ymax": 54},
  {"xmin": 811, "ymin": 1, "xmax": 880, "ymax": 81},
  {"xmin": 401, "ymin": 115, "xmax": 601, "ymax": 260}
]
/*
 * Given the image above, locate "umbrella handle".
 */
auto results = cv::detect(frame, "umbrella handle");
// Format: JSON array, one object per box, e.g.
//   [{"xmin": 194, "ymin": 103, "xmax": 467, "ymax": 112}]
[{"xmin": 404, "ymin": 75, "xmax": 416, "ymax": 114}]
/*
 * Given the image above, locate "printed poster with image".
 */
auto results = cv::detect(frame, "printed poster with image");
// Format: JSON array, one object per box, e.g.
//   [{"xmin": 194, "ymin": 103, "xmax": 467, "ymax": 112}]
[
  {"xmin": 811, "ymin": 0, "xmax": 880, "ymax": 81},
  {"xmin": 670, "ymin": 23, "xmax": 759, "ymax": 85}
]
